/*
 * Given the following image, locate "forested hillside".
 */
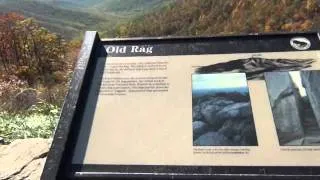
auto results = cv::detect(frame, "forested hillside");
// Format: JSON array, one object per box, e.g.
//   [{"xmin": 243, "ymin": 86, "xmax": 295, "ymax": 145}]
[
  {"xmin": 0, "ymin": 0, "xmax": 111, "ymax": 39},
  {"xmin": 54, "ymin": 0, "xmax": 172, "ymax": 14},
  {"xmin": 52, "ymin": 0, "xmax": 104, "ymax": 8},
  {"xmin": 101, "ymin": 0, "xmax": 173, "ymax": 14},
  {"xmin": 1, "ymin": 0, "xmax": 319, "ymax": 39},
  {"xmin": 0, "ymin": 0, "xmax": 173, "ymax": 39},
  {"xmin": 116, "ymin": 0, "xmax": 320, "ymax": 37}
]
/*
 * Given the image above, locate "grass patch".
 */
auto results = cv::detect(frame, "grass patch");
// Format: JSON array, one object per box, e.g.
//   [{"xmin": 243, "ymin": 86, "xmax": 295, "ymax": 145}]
[{"xmin": 0, "ymin": 102, "xmax": 59, "ymax": 144}]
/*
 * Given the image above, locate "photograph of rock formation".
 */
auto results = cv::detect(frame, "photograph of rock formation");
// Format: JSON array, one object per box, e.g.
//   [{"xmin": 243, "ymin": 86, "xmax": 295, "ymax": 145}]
[
  {"xmin": 265, "ymin": 70, "xmax": 320, "ymax": 146},
  {"xmin": 192, "ymin": 73, "xmax": 258, "ymax": 146},
  {"xmin": 196, "ymin": 57, "xmax": 314, "ymax": 80}
]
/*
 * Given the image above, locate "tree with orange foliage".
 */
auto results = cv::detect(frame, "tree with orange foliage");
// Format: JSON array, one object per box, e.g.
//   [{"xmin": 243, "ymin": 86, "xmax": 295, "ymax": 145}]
[{"xmin": 0, "ymin": 13, "xmax": 67, "ymax": 87}]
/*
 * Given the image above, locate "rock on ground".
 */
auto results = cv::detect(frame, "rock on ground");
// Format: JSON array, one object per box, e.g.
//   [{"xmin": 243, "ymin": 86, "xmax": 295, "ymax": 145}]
[
  {"xmin": 0, "ymin": 138, "xmax": 51, "ymax": 180},
  {"xmin": 10, "ymin": 89, "xmax": 38, "ymax": 111}
]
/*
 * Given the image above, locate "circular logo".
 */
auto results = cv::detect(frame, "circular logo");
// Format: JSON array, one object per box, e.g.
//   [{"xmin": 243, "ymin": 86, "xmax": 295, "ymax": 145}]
[{"xmin": 290, "ymin": 37, "xmax": 311, "ymax": 50}]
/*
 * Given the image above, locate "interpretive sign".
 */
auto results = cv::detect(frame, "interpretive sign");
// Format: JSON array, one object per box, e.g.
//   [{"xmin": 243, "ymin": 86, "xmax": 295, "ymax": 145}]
[{"xmin": 42, "ymin": 31, "xmax": 320, "ymax": 179}]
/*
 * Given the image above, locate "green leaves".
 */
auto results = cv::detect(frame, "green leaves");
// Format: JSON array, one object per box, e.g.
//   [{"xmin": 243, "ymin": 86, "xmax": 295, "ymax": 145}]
[{"xmin": 0, "ymin": 102, "xmax": 59, "ymax": 144}]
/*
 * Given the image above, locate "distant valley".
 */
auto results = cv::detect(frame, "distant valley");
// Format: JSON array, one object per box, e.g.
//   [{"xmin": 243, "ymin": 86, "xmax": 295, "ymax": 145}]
[{"xmin": 0, "ymin": 0, "xmax": 172, "ymax": 39}]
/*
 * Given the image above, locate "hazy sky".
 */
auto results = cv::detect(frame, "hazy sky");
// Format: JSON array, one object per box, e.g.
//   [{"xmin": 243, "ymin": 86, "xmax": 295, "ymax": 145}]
[
  {"xmin": 192, "ymin": 73, "xmax": 247, "ymax": 90},
  {"xmin": 289, "ymin": 71, "xmax": 307, "ymax": 97}
]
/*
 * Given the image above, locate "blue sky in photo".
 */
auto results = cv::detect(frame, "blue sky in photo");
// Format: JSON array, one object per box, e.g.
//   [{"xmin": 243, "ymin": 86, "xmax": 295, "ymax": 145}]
[{"xmin": 192, "ymin": 73, "xmax": 247, "ymax": 90}]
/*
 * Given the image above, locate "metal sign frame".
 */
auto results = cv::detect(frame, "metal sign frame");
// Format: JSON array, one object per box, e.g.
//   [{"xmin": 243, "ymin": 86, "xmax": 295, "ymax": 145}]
[{"xmin": 41, "ymin": 31, "xmax": 320, "ymax": 179}]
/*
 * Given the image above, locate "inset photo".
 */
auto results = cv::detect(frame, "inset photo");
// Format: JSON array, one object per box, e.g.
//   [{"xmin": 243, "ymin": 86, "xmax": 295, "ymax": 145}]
[
  {"xmin": 265, "ymin": 70, "xmax": 320, "ymax": 146},
  {"xmin": 195, "ymin": 57, "xmax": 314, "ymax": 80},
  {"xmin": 192, "ymin": 73, "xmax": 258, "ymax": 146}
]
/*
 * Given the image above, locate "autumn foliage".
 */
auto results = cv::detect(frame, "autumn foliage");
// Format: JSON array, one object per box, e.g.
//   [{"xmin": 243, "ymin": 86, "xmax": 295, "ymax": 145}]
[
  {"xmin": 0, "ymin": 13, "xmax": 69, "ymax": 87},
  {"xmin": 0, "ymin": 13, "xmax": 80, "ymax": 107},
  {"xmin": 116, "ymin": 0, "xmax": 320, "ymax": 37}
]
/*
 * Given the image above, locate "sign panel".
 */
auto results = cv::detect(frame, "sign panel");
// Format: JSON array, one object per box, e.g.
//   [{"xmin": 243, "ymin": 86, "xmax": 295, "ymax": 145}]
[{"xmin": 42, "ymin": 31, "xmax": 320, "ymax": 179}]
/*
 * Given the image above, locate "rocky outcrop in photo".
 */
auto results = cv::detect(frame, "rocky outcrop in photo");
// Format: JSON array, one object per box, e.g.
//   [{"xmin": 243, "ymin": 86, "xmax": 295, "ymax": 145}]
[
  {"xmin": 265, "ymin": 72, "xmax": 304, "ymax": 144},
  {"xmin": 192, "ymin": 93, "xmax": 258, "ymax": 146},
  {"xmin": 265, "ymin": 71, "xmax": 320, "ymax": 146},
  {"xmin": 301, "ymin": 71, "xmax": 320, "ymax": 126},
  {"xmin": 196, "ymin": 58, "xmax": 314, "ymax": 80}
]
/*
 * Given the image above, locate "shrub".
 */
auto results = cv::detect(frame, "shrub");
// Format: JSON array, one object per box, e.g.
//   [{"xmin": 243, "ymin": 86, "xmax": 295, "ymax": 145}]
[{"xmin": 0, "ymin": 13, "xmax": 68, "ymax": 88}]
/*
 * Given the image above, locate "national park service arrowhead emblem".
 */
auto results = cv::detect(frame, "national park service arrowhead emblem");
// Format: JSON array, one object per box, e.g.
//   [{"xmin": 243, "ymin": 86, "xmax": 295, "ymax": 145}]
[{"xmin": 290, "ymin": 37, "xmax": 311, "ymax": 50}]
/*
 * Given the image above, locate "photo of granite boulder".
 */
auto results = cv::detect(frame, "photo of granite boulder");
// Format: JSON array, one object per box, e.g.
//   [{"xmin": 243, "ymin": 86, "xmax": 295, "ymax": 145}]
[
  {"xmin": 195, "ymin": 57, "xmax": 314, "ymax": 80},
  {"xmin": 265, "ymin": 70, "xmax": 320, "ymax": 146},
  {"xmin": 192, "ymin": 73, "xmax": 258, "ymax": 146}
]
